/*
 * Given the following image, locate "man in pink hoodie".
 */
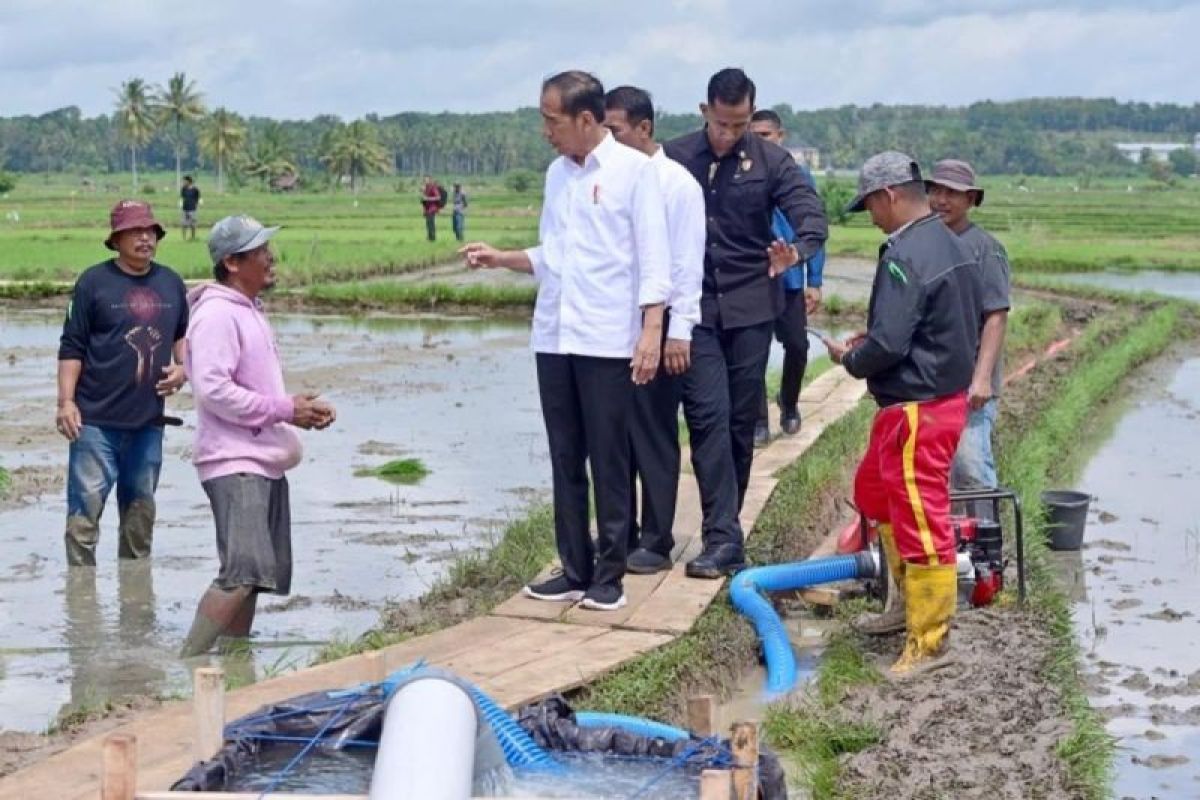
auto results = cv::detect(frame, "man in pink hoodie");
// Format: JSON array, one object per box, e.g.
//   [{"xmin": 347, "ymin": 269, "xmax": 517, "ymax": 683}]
[{"xmin": 179, "ymin": 215, "xmax": 336, "ymax": 657}]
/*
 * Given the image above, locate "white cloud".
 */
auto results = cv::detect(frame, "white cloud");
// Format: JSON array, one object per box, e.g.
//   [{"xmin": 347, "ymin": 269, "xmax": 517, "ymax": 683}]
[{"xmin": 0, "ymin": 0, "xmax": 1196, "ymax": 118}]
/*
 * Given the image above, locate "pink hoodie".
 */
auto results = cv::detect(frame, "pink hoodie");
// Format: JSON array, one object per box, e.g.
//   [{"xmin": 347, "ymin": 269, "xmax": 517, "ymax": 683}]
[{"xmin": 186, "ymin": 283, "xmax": 302, "ymax": 482}]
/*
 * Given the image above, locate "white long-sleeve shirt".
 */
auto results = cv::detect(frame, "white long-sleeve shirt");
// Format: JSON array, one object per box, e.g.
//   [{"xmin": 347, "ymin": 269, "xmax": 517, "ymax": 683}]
[
  {"xmin": 650, "ymin": 146, "xmax": 705, "ymax": 342},
  {"xmin": 524, "ymin": 132, "xmax": 671, "ymax": 358}
]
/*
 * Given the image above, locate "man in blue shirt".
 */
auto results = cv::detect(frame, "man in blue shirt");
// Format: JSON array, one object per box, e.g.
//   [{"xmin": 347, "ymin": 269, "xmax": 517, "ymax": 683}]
[{"xmin": 749, "ymin": 110, "xmax": 824, "ymax": 443}]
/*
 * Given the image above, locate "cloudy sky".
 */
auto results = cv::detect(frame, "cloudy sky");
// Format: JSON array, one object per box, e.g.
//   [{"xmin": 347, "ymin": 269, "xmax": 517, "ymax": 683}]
[{"xmin": 1, "ymin": 0, "xmax": 1197, "ymax": 119}]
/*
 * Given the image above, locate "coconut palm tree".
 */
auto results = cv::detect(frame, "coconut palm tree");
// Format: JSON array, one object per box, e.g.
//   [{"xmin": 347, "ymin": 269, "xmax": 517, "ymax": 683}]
[
  {"xmin": 319, "ymin": 119, "xmax": 391, "ymax": 194},
  {"xmin": 198, "ymin": 107, "xmax": 246, "ymax": 194},
  {"xmin": 153, "ymin": 72, "xmax": 206, "ymax": 189},
  {"xmin": 113, "ymin": 78, "xmax": 157, "ymax": 191},
  {"xmin": 244, "ymin": 121, "xmax": 298, "ymax": 188}
]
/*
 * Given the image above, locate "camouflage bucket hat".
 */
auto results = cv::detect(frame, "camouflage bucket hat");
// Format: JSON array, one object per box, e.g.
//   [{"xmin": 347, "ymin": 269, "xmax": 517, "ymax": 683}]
[{"xmin": 846, "ymin": 151, "xmax": 923, "ymax": 213}]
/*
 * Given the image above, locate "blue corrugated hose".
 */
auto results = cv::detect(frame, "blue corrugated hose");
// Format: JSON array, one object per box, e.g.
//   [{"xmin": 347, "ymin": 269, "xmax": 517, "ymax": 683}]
[
  {"xmin": 730, "ymin": 553, "xmax": 873, "ymax": 697},
  {"xmin": 574, "ymin": 711, "xmax": 691, "ymax": 742}
]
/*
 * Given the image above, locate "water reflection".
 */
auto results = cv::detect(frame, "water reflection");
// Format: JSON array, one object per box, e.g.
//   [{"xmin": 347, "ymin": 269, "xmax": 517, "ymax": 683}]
[{"xmin": 59, "ymin": 561, "xmax": 166, "ymax": 719}]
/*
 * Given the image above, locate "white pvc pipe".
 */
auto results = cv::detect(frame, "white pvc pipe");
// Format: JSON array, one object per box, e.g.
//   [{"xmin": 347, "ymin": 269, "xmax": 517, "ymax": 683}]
[{"xmin": 368, "ymin": 677, "xmax": 478, "ymax": 800}]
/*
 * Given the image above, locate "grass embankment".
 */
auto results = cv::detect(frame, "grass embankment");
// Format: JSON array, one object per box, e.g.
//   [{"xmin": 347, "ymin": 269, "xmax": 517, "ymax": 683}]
[
  {"xmin": 302, "ymin": 281, "xmax": 537, "ymax": 312},
  {"xmin": 0, "ymin": 465, "xmax": 10, "ymax": 498},
  {"xmin": 574, "ymin": 400, "xmax": 876, "ymax": 719},
  {"xmin": 762, "ymin": 297, "xmax": 1185, "ymax": 798}
]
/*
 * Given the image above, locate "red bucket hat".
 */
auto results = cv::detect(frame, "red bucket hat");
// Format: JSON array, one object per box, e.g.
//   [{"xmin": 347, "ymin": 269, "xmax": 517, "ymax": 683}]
[{"xmin": 104, "ymin": 200, "xmax": 167, "ymax": 250}]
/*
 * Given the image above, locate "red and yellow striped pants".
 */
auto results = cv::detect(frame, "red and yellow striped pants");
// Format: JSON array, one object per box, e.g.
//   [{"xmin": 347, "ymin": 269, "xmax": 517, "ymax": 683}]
[{"xmin": 853, "ymin": 392, "xmax": 968, "ymax": 566}]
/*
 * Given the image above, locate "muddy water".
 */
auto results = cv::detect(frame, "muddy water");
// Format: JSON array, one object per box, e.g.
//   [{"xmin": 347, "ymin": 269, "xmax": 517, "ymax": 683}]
[
  {"xmin": 0, "ymin": 304, "xmax": 845, "ymax": 734},
  {"xmin": 1066, "ymin": 350, "xmax": 1200, "ymax": 798},
  {"xmin": 0, "ymin": 309, "xmax": 551, "ymax": 732},
  {"xmin": 1053, "ymin": 270, "xmax": 1200, "ymax": 302}
]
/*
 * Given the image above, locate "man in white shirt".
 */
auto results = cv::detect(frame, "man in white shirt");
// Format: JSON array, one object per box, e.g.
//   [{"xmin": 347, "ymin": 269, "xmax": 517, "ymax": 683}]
[
  {"xmin": 602, "ymin": 85, "xmax": 704, "ymax": 575},
  {"xmin": 460, "ymin": 71, "xmax": 671, "ymax": 611}
]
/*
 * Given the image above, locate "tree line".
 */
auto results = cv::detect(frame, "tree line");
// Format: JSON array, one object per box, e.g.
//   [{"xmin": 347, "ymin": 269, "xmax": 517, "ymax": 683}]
[{"xmin": 2, "ymin": 77, "xmax": 1198, "ymax": 189}]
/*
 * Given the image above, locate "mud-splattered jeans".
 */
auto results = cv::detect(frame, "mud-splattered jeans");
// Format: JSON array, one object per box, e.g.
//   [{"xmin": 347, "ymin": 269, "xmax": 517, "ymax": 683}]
[
  {"xmin": 950, "ymin": 399, "xmax": 999, "ymax": 492},
  {"xmin": 65, "ymin": 424, "xmax": 163, "ymax": 566}
]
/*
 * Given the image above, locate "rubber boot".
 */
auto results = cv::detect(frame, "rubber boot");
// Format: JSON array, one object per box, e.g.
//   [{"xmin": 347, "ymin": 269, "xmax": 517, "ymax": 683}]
[
  {"xmin": 853, "ymin": 523, "xmax": 907, "ymax": 636},
  {"xmin": 890, "ymin": 562, "xmax": 958, "ymax": 678},
  {"xmin": 180, "ymin": 586, "xmax": 255, "ymax": 658}
]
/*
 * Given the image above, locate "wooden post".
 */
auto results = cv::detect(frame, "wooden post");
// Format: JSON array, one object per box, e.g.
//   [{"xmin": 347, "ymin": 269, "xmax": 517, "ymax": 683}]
[
  {"xmin": 687, "ymin": 694, "xmax": 716, "ymax": 737},
  {"xmin": 363, "ymin": 650, "xmax": 387, "ymax": 683},
  {"xmin": 699, "ymin": 768, "xmax": 733, "ymax": 800},
  {"xmin": 730, "ymin": 721, "xmax": 759, "ymax": 800},
  {"xmin": 101, "ymin": 733, "xmax": 136, "ymax": 800},
  {"xmin": 193, "ymin": 667, "xmax": 225, "ymax": 763}
]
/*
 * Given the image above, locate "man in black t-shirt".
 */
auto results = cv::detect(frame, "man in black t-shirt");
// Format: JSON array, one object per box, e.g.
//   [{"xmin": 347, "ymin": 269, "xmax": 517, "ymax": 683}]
[
  {"xmin": 56, "ymin": 200, "xmax": 189, "ymax": 566},
  {"xmin": 180, "ymin": 175, "xmax": 201, "ymax": 241}
]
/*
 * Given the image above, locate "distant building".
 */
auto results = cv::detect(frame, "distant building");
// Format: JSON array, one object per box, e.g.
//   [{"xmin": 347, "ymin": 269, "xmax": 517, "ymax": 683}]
[
  {"xmin": 1115, "ymin": 133, "xmax": 1200, "ymax": 163},
  {"xmin": 788, "ymin": 146, "xmax": 821, "ymax": 171}
]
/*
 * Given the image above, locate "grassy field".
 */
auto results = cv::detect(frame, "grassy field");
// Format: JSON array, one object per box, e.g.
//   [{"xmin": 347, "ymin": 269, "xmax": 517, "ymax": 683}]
[
  {"xmin": 0, "ymin": 172, "xmax": 539, "ymax": 284},
  {"xmin": 0, "ymin": 172, "xmax": 1197, "ymax": 292},
  {"xmin": 829, "ymin": 175, "xmax": 1200, "ymax": 272}
]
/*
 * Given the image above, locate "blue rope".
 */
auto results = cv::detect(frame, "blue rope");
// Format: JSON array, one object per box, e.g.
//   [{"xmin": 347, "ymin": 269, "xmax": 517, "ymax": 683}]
[
  {"xmin": 626, "ymin": 736, "xmax": 733, "ymax": 800},
  {"xmin": 252, "ymin": 689, "xmax": 366, "ymax": 799}
]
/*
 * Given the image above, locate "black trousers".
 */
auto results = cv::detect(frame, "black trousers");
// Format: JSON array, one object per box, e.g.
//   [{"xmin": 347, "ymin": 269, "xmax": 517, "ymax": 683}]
[
  {"xmin": 536, "ymin": 353, "xmax": 633, "ymax": 590},
  {"xmin": 424, "ymin": 213, "xmax": 437, "ymax": 241},
  {"xmin": 760, "ymin": 289, "xmax": 811, "ymax": 421},
  {"xmin": 628, "ymin": 358, "xmax": 682, "ymax": 557},
  {"xmin": 682, "ymin": 321, "xmax": 773, "ymax": 547}
]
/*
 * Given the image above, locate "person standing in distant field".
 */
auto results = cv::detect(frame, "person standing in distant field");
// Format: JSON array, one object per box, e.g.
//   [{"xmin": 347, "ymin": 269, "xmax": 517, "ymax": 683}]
[
  {"xmin": 748, "ymin": 109, "xmax": 826, "ymax": 446},
  {"xmin": 927, "ymin": 160, "xmax": 1010, "ymax": 503},
  {"xmin": 180, "ymin": 175, "xmax": 201, "ymax": 241},
  {"xmin": 664, "ymin": 68, "xmax": 827, "ymax": 579},
  {"xmin": 460, "ymin": 70, "xmax": 671, "ymax": 611},
  {"xmin": 56, "ymin": 200, "xmax": 189, "ymax": 567},
  {"xmin": 421, "ymin": 175, "xmax": 442, "ymax": 241},
  {"xmin": 452, "ymin": 183, "xmax": 468, "ymax": 242},
  {"xmin": 602, "ymin": 84, "xmax": 705, "ymax": 574},
  {"xmin": 179, "ymin": 214, "xmax": 336, "ymax": 656}
]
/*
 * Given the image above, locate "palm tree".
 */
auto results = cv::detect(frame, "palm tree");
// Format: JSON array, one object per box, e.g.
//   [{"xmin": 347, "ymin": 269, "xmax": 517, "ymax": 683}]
[
  {"xmin": 198, "ymin": 107, "xmax": 246, "ymax": 194},
  {"xmin": 153, "ymin": 72, "xmax": 206, "ymax": 189},
  {"xmin": 244, "ymin": 122, "xmax": 298, "ymax": 188},
  {"xmin": 319, "ymin": 119, "xmax": 391, "ymax": 194},
  {"xmin": 113, "ymin": 78, "xmax": 157, "ymax": 191}
]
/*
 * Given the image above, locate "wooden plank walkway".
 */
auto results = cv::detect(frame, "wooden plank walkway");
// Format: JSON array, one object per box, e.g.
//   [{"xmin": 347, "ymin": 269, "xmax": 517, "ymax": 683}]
[{"xmin": 0, "ymin": 369, "xmax": 866, "ymax": 799}]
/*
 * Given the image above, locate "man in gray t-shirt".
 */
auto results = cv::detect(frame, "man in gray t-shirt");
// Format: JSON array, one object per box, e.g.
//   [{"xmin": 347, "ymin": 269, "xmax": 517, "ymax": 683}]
[{"xmin": 927, "ymin": 159, "xmax": 1010, "ymax": 494}]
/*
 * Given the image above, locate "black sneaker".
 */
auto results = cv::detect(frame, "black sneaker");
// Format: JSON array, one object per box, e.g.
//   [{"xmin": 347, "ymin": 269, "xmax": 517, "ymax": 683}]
[
  {"xmin": 523, "ymin": 574, "xmax": 586, "ymax": 602},
  {"xmin": 685, "ymin": 543, "xmax": 746, "ymax": 579},
  {"xmin": 627, "ymin": 548, "xmax": 671, "ymax": 574},
  {"xmin": 580, "ymin": 583, "xmax": 627, "ymax": 611},
  {"xmin": 753, "ymin": 420, "xmax": 770, "ymax": 449}
]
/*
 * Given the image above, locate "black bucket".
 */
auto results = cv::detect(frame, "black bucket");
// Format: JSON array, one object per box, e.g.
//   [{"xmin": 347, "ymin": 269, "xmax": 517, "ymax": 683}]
[{"xmin": 1041, "ymin": 490, "xmax": 1091, "ymax": 551}]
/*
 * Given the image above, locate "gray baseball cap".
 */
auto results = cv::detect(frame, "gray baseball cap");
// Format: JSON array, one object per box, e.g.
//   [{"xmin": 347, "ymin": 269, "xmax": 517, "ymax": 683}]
[
  {"xmin": 208, "ymin": 215, "xmax": 281, "ymax": 266},
  {"xmin": 845, "ymin": 151, "xmax": 923, "ymax": 213}
]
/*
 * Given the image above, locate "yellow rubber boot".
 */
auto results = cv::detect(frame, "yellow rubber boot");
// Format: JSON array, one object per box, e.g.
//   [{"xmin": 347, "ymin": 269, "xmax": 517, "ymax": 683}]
[
  {"xmin": 890, "ymin": 561, "xmax": 958, "ymax": 677},
  {"xmin": 853, "ymin": 523, "xmax": 907, "ymax": 636}
]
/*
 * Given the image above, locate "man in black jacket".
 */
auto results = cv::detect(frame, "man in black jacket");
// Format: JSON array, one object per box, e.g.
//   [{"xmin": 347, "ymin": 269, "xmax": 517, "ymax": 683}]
[
  {"xmin": 665, "ymin": 68, "xmax": 827, "ymax": 578},
  {"xmin": 824, "ymin": 151, "xmax": 982, "ymax": 676}
]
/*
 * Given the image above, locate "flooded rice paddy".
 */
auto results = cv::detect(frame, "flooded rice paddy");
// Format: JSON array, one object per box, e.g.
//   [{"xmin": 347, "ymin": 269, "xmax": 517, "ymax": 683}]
[
  {"xmin": 0, "ymin": 309, "xmax": 550, "ymax": 732},
  {"xmin": 0, "ymin": 305, "xmax": 837, "ymax": 734},
  {"xmin": 1066, "ymin": 350, "xmax": 1200, "ymax": 798}
]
